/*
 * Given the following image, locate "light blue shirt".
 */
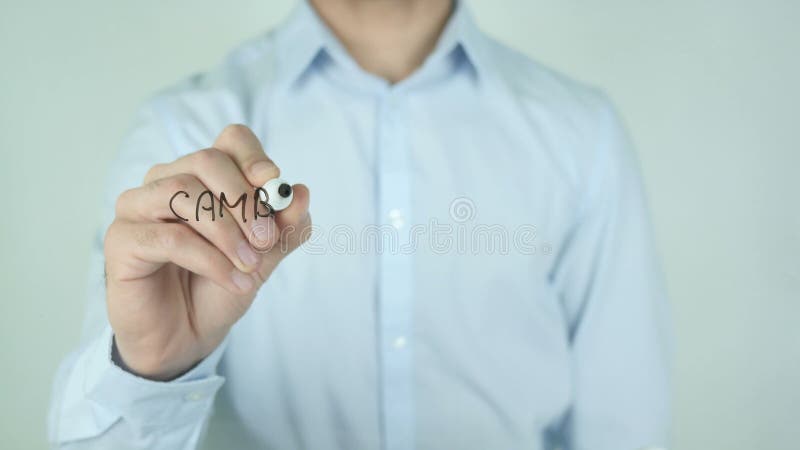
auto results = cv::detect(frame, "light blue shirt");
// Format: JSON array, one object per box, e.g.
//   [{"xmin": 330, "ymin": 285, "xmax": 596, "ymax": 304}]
[{"xmin": 48, "ymin": 2, "xmax": 671, "ymax": 449}]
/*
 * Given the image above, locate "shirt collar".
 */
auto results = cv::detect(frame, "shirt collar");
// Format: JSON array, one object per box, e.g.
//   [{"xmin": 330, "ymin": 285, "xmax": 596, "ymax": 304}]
[
  {"xmin": 273, "ymin": 0, "xmax": 490, "ymax": 89},
  {"xmin": 428, "ymin": 0, "xmax": 489, "ymax": 78}
]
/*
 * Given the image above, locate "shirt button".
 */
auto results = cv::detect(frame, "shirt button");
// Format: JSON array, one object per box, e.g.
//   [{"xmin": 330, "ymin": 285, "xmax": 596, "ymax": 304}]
[
  {"xmin": 393, "ymin": 336, "xmax": 407, "ymax": 349},
  {"xmin": 388, "ymin": 208, "xmax": 404, "ymax": 229},
  {"xmin": 184, "ymin": 392, "xmax": 204, "ymax": 401}
]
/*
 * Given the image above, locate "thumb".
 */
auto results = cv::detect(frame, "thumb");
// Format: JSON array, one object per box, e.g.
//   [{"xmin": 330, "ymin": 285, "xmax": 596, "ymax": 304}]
[{"xmin": 253, "ymin": 183, "xmax": 311, "ymax": 281}]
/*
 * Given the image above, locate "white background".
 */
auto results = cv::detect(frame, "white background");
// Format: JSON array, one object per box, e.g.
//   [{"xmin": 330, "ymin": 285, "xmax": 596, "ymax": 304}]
[{"xmin": 1, "ymin": 1, "xmax": 798, "ymax": 448}]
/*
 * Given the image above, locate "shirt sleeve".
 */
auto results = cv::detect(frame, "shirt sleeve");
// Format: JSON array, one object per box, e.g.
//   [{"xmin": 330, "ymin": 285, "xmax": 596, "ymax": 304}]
[
  {"xmin": 552, "ymin": 94, "xmax": 672, "ymax": 449},
  {"xmin": 47, "ymin": 97, "xmax": 227, "ymax": 449},
  {"xmin": 48, "ymin": 327, "xmax": 227, "ymax": 449}
]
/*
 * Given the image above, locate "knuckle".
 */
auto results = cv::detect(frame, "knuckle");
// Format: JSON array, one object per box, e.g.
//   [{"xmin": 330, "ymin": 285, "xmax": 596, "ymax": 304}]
[
  {"xmin": 114, "ymin": 189, "xmax": 134, "ymax": 216},
  {"xmin": 133, "ymin": 226, "xmax": 160, "ymax": 248},
  {"xmin": 103, "ymin": 221, "xmax": 121, "ymax": 255},
  {"xmin": 220, "ymin": 123, "xmax": 254, "ymax": 143},
  {"xmin": 194, "ymin": 147, "xmax": 225, "ymax": 170},
  {"xmin": 159, "ymin": 225, "xmax": 186, "ymax": 250},
  {"xmin": 144, "ymin": 163, "xmax": 164, "ymax": 183},
  {"xmin": 164, "ymin": 174, "xmax": 193, "ymax": 194}
]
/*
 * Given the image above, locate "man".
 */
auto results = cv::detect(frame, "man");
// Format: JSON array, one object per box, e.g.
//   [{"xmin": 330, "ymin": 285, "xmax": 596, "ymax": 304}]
[{"xmin": 48, "ymin": 0, "xmax": 671, "ymax": 449}]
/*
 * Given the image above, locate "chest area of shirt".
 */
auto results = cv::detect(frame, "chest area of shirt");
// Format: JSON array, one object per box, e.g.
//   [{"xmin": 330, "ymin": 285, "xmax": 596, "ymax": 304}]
[{"xmin": 262, "ymin": 93, "xmax": 579, "ymax": 239}]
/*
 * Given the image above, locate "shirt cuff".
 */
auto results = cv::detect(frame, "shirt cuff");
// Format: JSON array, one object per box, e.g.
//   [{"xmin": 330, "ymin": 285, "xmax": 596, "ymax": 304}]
[{"xmin": 56, "ymin": 326, "xmax": 227, "ymax": 442}]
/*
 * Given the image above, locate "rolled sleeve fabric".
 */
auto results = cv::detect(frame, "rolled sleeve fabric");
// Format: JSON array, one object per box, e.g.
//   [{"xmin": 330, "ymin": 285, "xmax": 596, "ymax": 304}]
[{"xmin": 49, "ymin": 326, "xmax": 227, "ymax": 448}]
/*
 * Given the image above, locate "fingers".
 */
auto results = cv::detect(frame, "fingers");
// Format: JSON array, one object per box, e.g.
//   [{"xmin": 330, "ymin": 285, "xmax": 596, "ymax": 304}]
[
  {"xmin": 274, "ymin": 184, "xmax": 311, "ymax": 235},
  {"xmin": 120, "ymin": 124, "xmax": 304, "ymax": 290},
  {"xmin": 143, "ymin": 147, "xmax": 279, "ymax": 252},
  {"xmin": 105, "ymin": 220, "xmax": 258, "ymax": 295},
  {"xmin": 255, "ymin": 184, "xmax": 312, "ymax": 279},
  {"xmin": 213, "ymin": 124, "xmax": 280, "ymax": 187},
  {"xmin": 116, "ymin": 173, "xmax": 271, "ymax": 273}
]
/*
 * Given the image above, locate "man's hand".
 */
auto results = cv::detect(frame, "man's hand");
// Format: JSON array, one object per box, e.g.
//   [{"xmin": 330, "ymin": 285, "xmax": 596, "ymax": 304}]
[{"xmin": 104, "ymin": 125, "xmax": 311, "ymax": 380}]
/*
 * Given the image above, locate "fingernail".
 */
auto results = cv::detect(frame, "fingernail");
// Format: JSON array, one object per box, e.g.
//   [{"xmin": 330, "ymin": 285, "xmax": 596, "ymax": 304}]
[
  {"xmin": 231, "ymin": 270, "xmax": 254, "ymax": 292},
  {"xmin": 237, "ymin": 241, "xmax": 259, "ymax": 268},
  {"xmin": 251, "ymin": 216, "xmax": 278, "ymax": 250}
]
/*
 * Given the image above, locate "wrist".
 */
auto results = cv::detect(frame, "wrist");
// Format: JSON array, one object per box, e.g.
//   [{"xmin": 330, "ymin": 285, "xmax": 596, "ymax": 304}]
[{"xmin": 111, "ymin": 335, "xmax": 202, "ymax": 381}]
